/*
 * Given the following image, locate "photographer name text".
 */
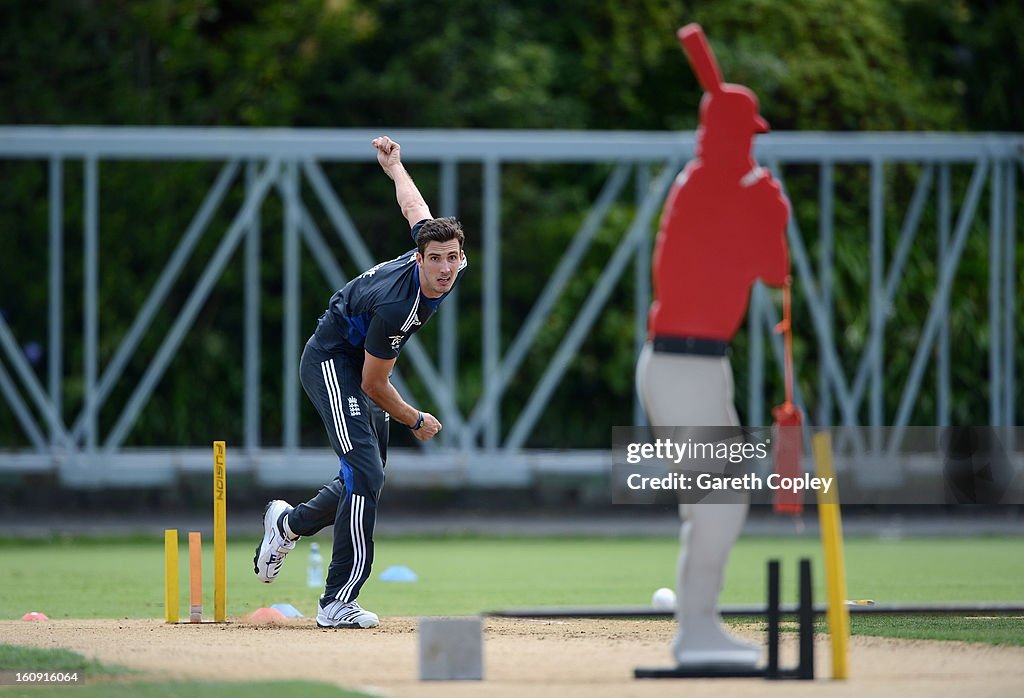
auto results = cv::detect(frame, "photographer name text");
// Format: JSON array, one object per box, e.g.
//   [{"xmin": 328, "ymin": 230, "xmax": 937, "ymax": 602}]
[{"xmin": 626, "ymin": 471, "xmax": 832, "ymax": 494}]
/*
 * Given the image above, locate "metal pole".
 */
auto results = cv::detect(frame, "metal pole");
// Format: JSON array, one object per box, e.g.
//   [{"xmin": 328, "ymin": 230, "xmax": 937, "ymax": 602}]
[
  {"xmin": 245, "ymin": 161, "xmax": 262, "ymax": 452},
  {"xmin": 748, "ymin": 288, "xmax": 764, "ymax": 427},
  {"xmin": 83, "ymin": 156, "xmax": 99, "ymax": 452},
  {"xmin": 1003, "ymin": 162, "xmax": 1016, "ymax": 432},
  {"xmin": 483, "ymin": 158, "xmax": 500, "ymax": 449},
  {"xmin": 440, "ymin": 160, "xmax": 459, "ymax": 446},
  {"xmin": 937, "ymin": 164, "xmax": 951, "ymax": 427},
  {"xmin": 869, "ymin": 158, "xmax": 884, "ymax": 448},
  {"xmin": 989, "ymin": 160, "xmax": 1003, "ymax": 426},
  {"xmin": 283, "ymin": 160, "xmax": 301, "ymax": 450},
  {"xmin": 634, "ymin": 164, "xmax": 650, "ymax": 428},
  {"xmin": 48, "ymin": 157, "xmax": 63, "ymax": 449},
  {"xmin": 818, "ymin": 162, "xmax": 834, "ymax": 427}
]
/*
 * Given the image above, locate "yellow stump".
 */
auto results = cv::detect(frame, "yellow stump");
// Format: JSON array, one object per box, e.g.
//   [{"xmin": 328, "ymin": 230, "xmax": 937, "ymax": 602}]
[
  {"xmin": 189, "ymin": 531, "xmax": 203, "ymax": 623},
  {"xmin": 164, "ymin": 529, "xmax": 179, "ymax": 624},
  {"xmin": 813, "ymin": 432, "xmax": 850, "ymax": 679},
  {"xmin": 213, "ymin": 441, "xmax": 227, "ymax": 622}
]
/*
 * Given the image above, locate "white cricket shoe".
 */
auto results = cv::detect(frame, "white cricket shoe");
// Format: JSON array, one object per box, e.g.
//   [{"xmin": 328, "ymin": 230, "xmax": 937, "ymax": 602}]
[
  {"xmin": 253, "ymin": 500, "xmax": 297, "ymax": 583},
  {"xmin": 317, "ymin": 599, "xmax": 380, "ymax": 628}
]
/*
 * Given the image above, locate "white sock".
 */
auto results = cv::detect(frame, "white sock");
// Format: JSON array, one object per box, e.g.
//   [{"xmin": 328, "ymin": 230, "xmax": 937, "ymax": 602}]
[{"xmin": 279, "ymin": 511, "xmax": 299, "ymax": 540}]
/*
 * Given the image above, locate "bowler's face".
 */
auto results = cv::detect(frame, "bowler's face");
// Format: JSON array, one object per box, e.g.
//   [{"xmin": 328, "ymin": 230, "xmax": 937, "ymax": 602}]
[{"xmin": 417, "ymin": 240, "xmax": 463, "ymax": 299}]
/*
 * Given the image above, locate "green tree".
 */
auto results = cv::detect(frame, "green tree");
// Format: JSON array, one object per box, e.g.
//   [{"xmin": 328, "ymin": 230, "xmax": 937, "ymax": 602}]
[{"xmin": 0, "ymin": 0, "xmax": 1020, "ymax": 450}]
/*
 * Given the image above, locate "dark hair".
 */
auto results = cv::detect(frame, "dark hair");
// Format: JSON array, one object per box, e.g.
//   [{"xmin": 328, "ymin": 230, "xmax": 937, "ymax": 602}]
[{"xmin": 416, "ymin": 217, "xmax": 464, "ymax": 256}]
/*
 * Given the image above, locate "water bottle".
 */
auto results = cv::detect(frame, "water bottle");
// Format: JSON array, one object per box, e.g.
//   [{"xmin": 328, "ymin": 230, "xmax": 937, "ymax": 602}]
[{"xmin": 307, "ymin": 542, "xmax": 323, "ymax": 588}]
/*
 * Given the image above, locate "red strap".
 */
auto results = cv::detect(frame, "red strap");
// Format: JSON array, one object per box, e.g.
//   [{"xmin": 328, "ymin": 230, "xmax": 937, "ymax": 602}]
[
  {"xmin": 774, "ymin": 277, "xmax": 794, "ymax": 404},
  {"xmin": 772, "ymin": 277, "xmax": 802, "ymax": 515}
]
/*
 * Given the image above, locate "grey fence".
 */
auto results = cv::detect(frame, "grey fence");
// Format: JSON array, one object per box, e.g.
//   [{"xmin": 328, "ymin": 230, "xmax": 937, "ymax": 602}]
[{"xmin": 0, "ymin": 128, "xmax": 1020, "ymax": 488}]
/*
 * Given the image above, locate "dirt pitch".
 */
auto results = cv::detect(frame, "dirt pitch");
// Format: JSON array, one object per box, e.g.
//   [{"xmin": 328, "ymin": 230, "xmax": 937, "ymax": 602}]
[{"xmin": 2, "ymin": 616, "xmax": 1023, "ymax": 697}]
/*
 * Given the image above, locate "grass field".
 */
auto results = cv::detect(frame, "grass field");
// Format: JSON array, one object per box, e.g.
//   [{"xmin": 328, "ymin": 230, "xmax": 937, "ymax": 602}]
[
  {"xmin": 1, "ymin": 533, "xmax": 1021, "ymax": 696},
  {"xmin": 0, "ymin": 679, "xmax": 365, "ymax": 698},
  {"xmin": 0, "ymin": 641, "xmax": 364, "ymax": 697},
  {"xmin": 0, "ymin": 533, "xmax": 1021, "ymax": 645}
]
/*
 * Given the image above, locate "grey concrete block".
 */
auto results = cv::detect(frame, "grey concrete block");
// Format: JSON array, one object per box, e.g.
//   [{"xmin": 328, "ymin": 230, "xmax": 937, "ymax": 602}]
[{"xmin": 418, "ymin": 616, "xmax": 484, "ymax": 681}]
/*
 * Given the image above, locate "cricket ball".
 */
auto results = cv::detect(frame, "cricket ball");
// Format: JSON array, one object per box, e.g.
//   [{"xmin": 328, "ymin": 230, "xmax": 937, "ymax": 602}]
[{"xmin": 651, "ymin": 587, "xmax": 676, "ymax": 610}]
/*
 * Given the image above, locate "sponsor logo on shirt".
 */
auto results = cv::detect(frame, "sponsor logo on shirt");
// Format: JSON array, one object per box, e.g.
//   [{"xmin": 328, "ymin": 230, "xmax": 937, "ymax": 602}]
[{"xmin": 358, "ymin": 261, "xmax": 386, "ymax": 279}]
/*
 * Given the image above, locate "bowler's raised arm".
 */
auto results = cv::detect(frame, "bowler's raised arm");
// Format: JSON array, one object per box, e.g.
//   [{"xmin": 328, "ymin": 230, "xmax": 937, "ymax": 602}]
[{"xmin": 372, "ymin": 136, "xmax": 432, "ymax": 227}]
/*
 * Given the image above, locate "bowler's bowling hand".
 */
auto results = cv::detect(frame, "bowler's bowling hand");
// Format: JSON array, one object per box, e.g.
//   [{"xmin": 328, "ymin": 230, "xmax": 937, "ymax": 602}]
[
  {"xmin": 411, "ymin": 412, "xmax": 442, "ymax": 441},
  {"xmin": 372, "ymin": 136, "xmax": 402, "ymax": 175}
]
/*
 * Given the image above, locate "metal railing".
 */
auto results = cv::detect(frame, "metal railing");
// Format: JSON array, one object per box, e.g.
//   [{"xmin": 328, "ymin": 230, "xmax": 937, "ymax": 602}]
[{"xmin": 0, "ymin": 128, "xmax": 1020, "ymax": 487}]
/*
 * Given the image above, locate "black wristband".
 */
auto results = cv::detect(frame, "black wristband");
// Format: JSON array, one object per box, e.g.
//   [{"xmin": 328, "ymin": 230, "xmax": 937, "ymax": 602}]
[{"xmin": 408, "ymin": 412, "xmax": 424, "ymax": 430}]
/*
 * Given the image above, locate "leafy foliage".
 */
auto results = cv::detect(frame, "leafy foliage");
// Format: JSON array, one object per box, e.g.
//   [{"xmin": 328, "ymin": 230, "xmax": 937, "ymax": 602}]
[{"xmin": 0, "ymin": 0, "xmax": 1020, "ymax": 448}]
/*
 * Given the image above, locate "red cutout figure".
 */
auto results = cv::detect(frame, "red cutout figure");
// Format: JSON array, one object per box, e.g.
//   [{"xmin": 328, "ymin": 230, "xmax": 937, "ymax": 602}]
[
  {"xmin": 636, "ymin": 24, "xmax": 790, "ymax": 669},
  {"xmin": 649, "ymin": 25, "xmax": 789, "ymax": 341}
]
